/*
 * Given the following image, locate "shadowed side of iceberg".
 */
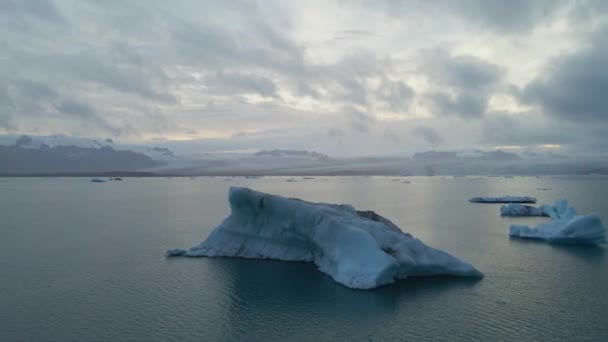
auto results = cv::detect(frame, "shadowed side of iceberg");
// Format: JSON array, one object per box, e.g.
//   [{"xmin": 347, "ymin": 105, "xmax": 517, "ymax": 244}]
[{"xmin": 169, "ymin": 187, "xmax": 482, "ymax": 289}]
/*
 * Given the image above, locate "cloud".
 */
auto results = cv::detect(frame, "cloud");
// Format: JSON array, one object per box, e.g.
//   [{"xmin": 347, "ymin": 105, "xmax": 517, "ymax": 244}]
[
  {"xmin": 424, "ymin": 51, "xmax": 504, "ymax": 119},
  {"xmin": 167, "ymin": 5, "xmax": 304, "ymax": 71},
  {"xmin": 412, "ymin": 125, "xmax": 443, "ymax": 145},
  {"xmin": 0, "ymin": 83, "xmax": 15, "ymax": 130},
  {"xmin": 429, "ymin": 54, "xmax": 503, "ymax": 90},
  {"xmin": 55, "ymin": 100, "xmax": 96, "ymax": 118},
  {"xmin": 480, "ymin": 111, "xmax": 575, "ymax": 146},
  {"xmin": 442, "ymin": 0, "xmax": 567, "ymax": 34},
  {"xmin": 328, "ymin": 127, "xmax": 345, "ymax": 140},
  {"xmin": 2, "ymin": 0, "xmax": 608, "ymax": 155},
  {"xmin": 333, "ymin": 78, "xmax": 368, "ymax": 105},
  {"xmin": 383, "ymin": 129, "xmax": 400, "ymax": 143},
  {"xmin": 0, "ymin": 79, "xmax": 59, "ymax": 130},
  {"xmin": 376, "ymin": 80, "xmax": 414, "ymax": 112},
  {"xmin": 12, "ymin": 79, "xmax": 58, "ymax": 101},
  {"xmin": 54, "ymin": 100, "xmax": 119, "ymax": 135},
  {"xmin": 521, "ymin": 28, "xmax": 608, "ymax": 124},
  {"xmin": 428, "ymin": 91, "xmax": 488, "ymax": 119},
  {"xmin": 331, "ymin": 29, "xmax": 375, "ymax": 42},
  {"xmin": 0, "ymin": 0, "xmax": 65, "ymax": 32},
  {"xmin": 355, "ymin": 0, "xmax": 569, "ymax": 34},
  {"xmin": 205, "ymin": 72, "xmax": 278, "ymax": 98},
  {"xmin": 346, "ymin": 107, "xmax": 377, "ymax": 133}
]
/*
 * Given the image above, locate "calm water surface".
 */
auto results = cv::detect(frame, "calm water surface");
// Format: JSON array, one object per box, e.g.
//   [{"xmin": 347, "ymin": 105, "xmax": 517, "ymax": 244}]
[{"xmin": 1, "ymin": 176, "xmax": 607, "ymax": 341}]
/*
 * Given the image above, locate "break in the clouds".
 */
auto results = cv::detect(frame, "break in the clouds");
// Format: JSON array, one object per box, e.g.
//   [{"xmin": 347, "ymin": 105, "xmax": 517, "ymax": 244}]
[{"xmin": 1, "ymin": 0, "xmax": 608, "ymax": 156}]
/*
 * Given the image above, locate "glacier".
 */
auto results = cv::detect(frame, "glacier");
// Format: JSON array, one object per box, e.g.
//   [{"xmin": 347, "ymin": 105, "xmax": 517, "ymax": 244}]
[
  {"xmin": 470, "ymin": 196, "xmax": 537, "ymax": 203},
  {"xmin": 509, "ymin": 200, "xmax": 606, "ymax": 245},
  {"xmin": 168, "ymin": 187, "xmax": 483, "ymax": 289}
]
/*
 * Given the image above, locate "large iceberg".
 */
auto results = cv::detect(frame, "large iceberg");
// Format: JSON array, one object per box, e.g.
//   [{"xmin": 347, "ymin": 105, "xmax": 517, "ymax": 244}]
[
  {"xmin": 509, "ymin": 200, "xmax": 606, "ymax": 245},
  {"xmin": 470, "ymin": 196, "xmax": 537, "ymax": 203},
  {"xmin": 168, "ymin": 187, "xmax": 483, "ymax": 289}
]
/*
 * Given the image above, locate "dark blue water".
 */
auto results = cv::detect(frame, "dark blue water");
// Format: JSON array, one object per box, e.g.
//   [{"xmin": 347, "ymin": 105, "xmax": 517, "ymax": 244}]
[{"xmin": 1, "ymin": 176, "xmax": 607, "ymax": 341}]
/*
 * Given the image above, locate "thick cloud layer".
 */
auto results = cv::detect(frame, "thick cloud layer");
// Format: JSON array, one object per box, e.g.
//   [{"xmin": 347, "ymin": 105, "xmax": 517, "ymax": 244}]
[
  {"xmin": 1, "ymin": 0, "xmax": 607, "ymax": 156},
  {"xmin": 522, "ymin": 29, "xmax": 608, "ymax": 124}
]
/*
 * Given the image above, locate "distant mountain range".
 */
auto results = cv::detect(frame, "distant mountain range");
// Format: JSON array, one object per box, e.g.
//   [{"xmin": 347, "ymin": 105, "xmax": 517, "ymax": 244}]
[
  {"xmin": 0, "ymin": 135, "xmax": 164, "ymax": 174},
  {"xmin": 0, "ymin": 134, "xmax": 177, "ymax": 160},
  {"xmin": 0, "ymin": 134, "xmax": 606, "ymax": 176}
]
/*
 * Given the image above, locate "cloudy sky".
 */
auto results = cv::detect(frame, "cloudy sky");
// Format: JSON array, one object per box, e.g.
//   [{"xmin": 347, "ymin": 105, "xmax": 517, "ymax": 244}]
[{"xmin": 1, "ymin": 0, "xmax": 607, "ymax": 156}]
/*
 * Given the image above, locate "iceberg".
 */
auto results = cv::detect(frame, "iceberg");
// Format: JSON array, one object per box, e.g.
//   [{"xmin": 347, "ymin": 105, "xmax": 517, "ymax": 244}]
[
  {"xmin": 509, "ymin": 200, "xmax": 606, "ymax": 245},
  {"xmin": 168, "ymin": 187, "xmax": 483, "ymax": 289},
  {"xmin": 501, "ymin": 200, "xmax": 574, "ymax": 218},
  {"xmin": 469, "ymin": 196, "xmax": 537, "ymax": 203},
  {"xmin": 500, "ymin": 203, "xmax": 548, "ymax": 217}
]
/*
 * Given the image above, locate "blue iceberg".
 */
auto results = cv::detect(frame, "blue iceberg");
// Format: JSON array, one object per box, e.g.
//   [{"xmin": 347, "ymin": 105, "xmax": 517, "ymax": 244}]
[
  {"xmin": 509, "ymin": 200, "xmax": 606, "ymax": 245},
  {"xmin": 500, "ymin": 203, "xmax": 548, "ymax": 216},
  {"xmin": 168, "ymin": 187, "xmax": 482, "ymax": 289}
]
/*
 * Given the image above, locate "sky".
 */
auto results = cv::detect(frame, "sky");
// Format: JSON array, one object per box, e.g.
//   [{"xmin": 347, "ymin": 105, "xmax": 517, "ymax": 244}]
[{"xmin": 1, "ymin": 0, "xmax": 607, "ymax": 156}]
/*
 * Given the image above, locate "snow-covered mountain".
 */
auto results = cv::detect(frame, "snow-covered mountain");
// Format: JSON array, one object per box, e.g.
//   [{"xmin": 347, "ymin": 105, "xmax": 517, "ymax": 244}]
[
  {"xmin": 1, "ymin": 134, "xmax": 607, "ymax": 176},
  {"xmin": 0, "ymin": 134, "xmax": 165, "ymax": 174},
  {"xmin": 0, "ymin": 134, "xmax": 177, "ymax": 160}
]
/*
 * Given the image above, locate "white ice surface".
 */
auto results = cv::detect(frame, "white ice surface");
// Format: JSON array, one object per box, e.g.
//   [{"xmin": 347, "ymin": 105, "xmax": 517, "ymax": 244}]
[
  {"xmin": 169, "ymin": 187, "xmax": 482, "ymax": 289},
  {"xmin": 509, "ymin": 200, "xmax": 606, "ymax": 245}
]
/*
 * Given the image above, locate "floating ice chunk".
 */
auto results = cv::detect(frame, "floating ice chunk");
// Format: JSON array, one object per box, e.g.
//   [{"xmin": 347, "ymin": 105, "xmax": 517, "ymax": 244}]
[
  {"xmin": 166, "ymin": 249, "xmax": 186, "ymax": 256},
  {"xmin": 500, "ymin": 203, "xmax": 547, "ymax": 216},
  {"xmin": 510, "ymin": 215, "xmax": 606, "ymax": 245},
  {"xmin": 470, "ymin": 196, "xmax": 537, "ymax": 203},
  {"xmin": 509, "ymin": 200, "xmax": 606, "ymax": 245},
  {"xmin": 168, "ymin": 187, "xmax": 482, "ymax": 289},
  {"xmin": 501, "ymin": 200, "xmax": 573, "ymax": 217}
]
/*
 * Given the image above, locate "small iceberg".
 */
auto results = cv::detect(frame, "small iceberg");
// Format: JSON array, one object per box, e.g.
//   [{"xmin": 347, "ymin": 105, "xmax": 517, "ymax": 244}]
[
  {"xmin": 166, "ymin": 249, "xmax": 186, "ymax": 256},
  {"xmin": 509, "ymin": 200, "xmax": 606, "ymax": 245},
  {"xmin": 168, "ymin": 187, "xmax": 482, "ymax": 289},
  {"xmin": 470, "ymin": 196, "xmax": 537, "ymax": 203},
  {"xmin": 500, "ymin": 203, "xmax": 548, "ymax": 217},
  {"xmin": 90, "ymin": 178, "xmax": 106, "ymax": 183}
]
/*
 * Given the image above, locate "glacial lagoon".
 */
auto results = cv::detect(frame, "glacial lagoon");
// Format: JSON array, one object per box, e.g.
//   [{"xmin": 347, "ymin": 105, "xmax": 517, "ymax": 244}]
[{"xmin": 1, "ymin": 176, "xmax": 607, "ymax": 341}]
